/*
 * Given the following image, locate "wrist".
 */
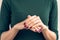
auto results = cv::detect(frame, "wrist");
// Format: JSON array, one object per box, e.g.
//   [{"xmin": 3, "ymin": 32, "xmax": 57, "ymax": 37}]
[
  {"xmin": 41, "ymin": 25, "xmax": 49, "ymax": 32},
  {"xmin": 13, "ymin": 26, "xmax": 20, "ymax": 32},
  {"xmin": 37, "ymin": 25, "xmax": 48, "ymax": 33}
]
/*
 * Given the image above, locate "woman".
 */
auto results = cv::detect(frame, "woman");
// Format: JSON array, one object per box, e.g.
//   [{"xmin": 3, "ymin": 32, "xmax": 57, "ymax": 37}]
[{"xmin": 0, "ymin": 0, "xmax": 58, "ymax": 40}]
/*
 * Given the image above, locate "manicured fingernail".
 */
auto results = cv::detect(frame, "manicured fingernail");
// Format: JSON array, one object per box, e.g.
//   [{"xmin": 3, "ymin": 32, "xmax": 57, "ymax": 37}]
[
  {"xmin": 24, "ymin": 22, "xmax": 26, "ymax": 25},
  {"xmin": 24, "ymin": 22, "xmax": 28, "ymax": 29},
  {"xmin": 24, "ymin": 22, "xmax": 26, "ymax": 24},
  {"xmin": 39, "ymin": 29, "xmax": 42, "ymax": 33},
  {"xmin": 24, "ymin": 23, "xmax": 26, "ymax": 27},
  {"xmin": 24, "ymin": 26, "xmax": 28, "ymax": 29},
  {"xmin": 35, "ymin": 30, "xmax": 37, "ymax": 32},
  {"xmin": 36, "ymin": 29, "xmax": 39, "ymax": 33},
  {"xmin": 30, "ymin": 26, "xmax": 32, "ymax": 29},
  {"xmin": 39, "ymin": 25, "xmax": 41, "ymax": 27}
]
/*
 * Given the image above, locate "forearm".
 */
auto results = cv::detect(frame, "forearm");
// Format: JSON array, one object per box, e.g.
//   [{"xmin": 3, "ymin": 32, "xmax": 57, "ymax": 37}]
[
  {"xmin": 1, "ymin": 27, "xmax": 19, "ymax": 40},
  {"xmin": 0, "ymin": 37, "xmax": 1, "ymax": 40},
  {"xmin": 42, "ymin": 26, "xmax": 56, "ymax": 40}
]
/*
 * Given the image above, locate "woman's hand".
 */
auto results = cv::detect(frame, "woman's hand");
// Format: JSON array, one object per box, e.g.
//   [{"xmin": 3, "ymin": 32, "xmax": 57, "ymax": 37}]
[
  {"xmin": 12, "ymin": 15, "xmax": 37, "ymax": 31},
  {"xmin": 13, "ymin": 15, "xmax": 47, "ymax": 33},
  {"xmin": 13, "ymin": 15, "xmax": 39, "ymax": 31},
  {"xmin": 13, "ymin": 21, "xmax": 26, "ymax": 31},
  {"xmin": 25, "ymin": 15, "xmax": 47, "ymax": 33}
]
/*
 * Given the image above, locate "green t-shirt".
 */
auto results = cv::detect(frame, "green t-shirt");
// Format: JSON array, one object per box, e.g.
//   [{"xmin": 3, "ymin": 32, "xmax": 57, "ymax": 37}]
[{"xmin": 0, "ymin": 0, "xmax": 58, "ymax": 40}]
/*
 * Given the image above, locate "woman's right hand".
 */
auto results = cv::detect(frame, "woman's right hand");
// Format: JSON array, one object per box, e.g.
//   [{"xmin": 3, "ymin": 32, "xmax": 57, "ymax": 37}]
[
  {"xmin": 13, "ymin": 15, "xmax": 37, "ymax": 31},
  {"xmin": 13, "ymin": 20, "xmax": 26, "ymax": 31},
  {"xmin": 12, "ymin": 15, "xmax": 32, "ymax": 31}
]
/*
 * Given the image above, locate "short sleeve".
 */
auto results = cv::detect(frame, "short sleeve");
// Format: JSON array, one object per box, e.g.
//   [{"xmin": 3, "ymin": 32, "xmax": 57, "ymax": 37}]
[
  {"xmin": 48, "ymin": 0, "xmax": 58, "ymax": 40},
  {"xmin": 0, "ymin": 0, "xmax": 11, "ymax": 35}
]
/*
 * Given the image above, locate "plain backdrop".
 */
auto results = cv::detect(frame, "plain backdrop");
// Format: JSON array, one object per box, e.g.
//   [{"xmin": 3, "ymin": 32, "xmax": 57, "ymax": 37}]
[
  {"xmin": 0, "ymin": 0, "xmax": 60, "ymax": 40},
  {"xmin": 57, "ymin": 0, "xmax": 60, "ymax": 40}
]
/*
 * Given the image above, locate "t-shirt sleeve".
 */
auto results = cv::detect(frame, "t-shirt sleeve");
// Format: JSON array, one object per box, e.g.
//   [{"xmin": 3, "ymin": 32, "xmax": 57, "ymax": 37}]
[
  {"xmin": 48, "ymin": 0, "xmax": 58, "ymax": 40},
  {"xmin": 0, "ymin": 0, "xmax": 11, "ymax": 35}
]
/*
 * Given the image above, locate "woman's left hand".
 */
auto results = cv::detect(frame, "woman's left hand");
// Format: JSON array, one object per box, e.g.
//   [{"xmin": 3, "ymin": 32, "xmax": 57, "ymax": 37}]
[{"xmin": 25, "ymin": 15, "xmax": 47, "ymax": 33}]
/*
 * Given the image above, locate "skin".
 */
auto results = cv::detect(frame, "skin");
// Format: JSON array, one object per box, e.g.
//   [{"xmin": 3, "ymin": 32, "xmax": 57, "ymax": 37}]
[
  {"xmin": 1, "ymin": 15, "xmax": 56, "ymax": 40},
  {"xmin": 25, "ymin": 15, "xmax": 57, "ymax": 40}
]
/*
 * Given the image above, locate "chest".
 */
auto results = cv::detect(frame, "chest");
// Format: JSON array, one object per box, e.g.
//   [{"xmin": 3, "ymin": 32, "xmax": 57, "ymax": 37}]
[{"xmin": 10, "ymin": 0, "xmax": 51, "ymax": 27}]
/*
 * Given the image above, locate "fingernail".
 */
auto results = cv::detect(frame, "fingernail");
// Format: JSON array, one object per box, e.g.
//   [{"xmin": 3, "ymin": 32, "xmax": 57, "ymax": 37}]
[
  {"xmin": 24, "ymin": 22, "xmax": 26, "ymax": 25},
  {"xmin": 30, "ymin": 26, "xmax": 32, "ymax": 29},
  {"xmin": 35, "ymin": 30, "xmax": 37, "ymax": 32},
  {"xmin": 24, "ymin": 26, "xmax": 28, "ymax": 29},
  {"xmin": 25, "ymin": 25, "xmax": 28, "ymax": 28},
  {"xmin": 39, "ymin": 29, "xmax": 42, "ymax": 33},
  {"xmin": 39, "ymin": 25, "xmax": 41, "ymax": 27},
  {"xmin": 24, "ymin": 23, "xmax": 28, "ymax": 28}
]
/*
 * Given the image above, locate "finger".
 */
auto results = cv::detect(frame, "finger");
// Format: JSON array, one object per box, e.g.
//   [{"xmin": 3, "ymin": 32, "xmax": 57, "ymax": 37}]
[
  {"xmin": 32, "ymin": 22, "xmax": 41, "ymax": 28},
  {"xmin": 25, "ymin": 15, "xmax": 37, "ymax": 28},
  {"xmin": 25, "ymin": 15, "xmax": 37, "ymax": 23},
  {"xmin": 30, "ymin": 27, "xmax": 36, "ymax": 32},
  {"xmin": 34, "ymin": 26, "xmax": 42, "ymax": 33},
  {"xmin": 24, "ymin": 22, "xmax": 28, "ymax": 29},
  {"xmin": 27, "ymin": 15, "xmax": 31, "ymax": 18},
  {"xmin": 30, "ymin": 26, "xmax": 41, "ymax": 33},
  {"xmin": 34, "ymin": 27, "xmax": 39, "ymax": 32},
  {"xmin": 26, "ymin": 16, "xmax": 40, "ymax": 27},
  {"xmin": 32, "ymin": 22, "xmax": 42, "ymax": 33},
  {"xmin": 36, "ymin": 27, "xmax": 42, "ymax": 33},
  {"xmin": 28, "ymin": 20, "xmax": 40, "ymax": 28},
  {"xmin": 38, "ymin": 16, "xmax": 42, "ymax": 22},
  {"xmin": 24, "ymin": 15, "xmax": 36, "ymax": 27},
  {"xmin": 37, "ymin": 27, "xmax": 41, "ymax": 30}
]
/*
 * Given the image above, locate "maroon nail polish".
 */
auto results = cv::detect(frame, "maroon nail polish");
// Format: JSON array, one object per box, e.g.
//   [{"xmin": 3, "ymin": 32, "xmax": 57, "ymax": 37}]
[
  {"xmin": 35, "ymin": 30, "xmax": 37, "ymax": 32},
  {"xmin": 24, "ymin": 22, "xmax": 26, "ymax": 25},
  {"xmin": 30, "ymin": 26, "xmax": 32, "ymax": 29},
  {"xmin": 39, "ymin": 25, "xmax": 41, "ymax": 27},
  {"xmin": 24, "ymin": 22, "xmax": 28, "ymax": 29},
  {"xmin": 39, "ymin": 29, "xmax": 42, "ymax": 33}
]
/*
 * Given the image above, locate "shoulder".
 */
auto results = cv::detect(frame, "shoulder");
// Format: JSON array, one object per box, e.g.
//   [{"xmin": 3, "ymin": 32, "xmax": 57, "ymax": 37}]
[
  {"xmin": 3, "ymin": 0, "xmax": 11, "ymax": 4},
  {"xmin": 48, "ymin": 0, "xmax": 57, "ymax": 3}
]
